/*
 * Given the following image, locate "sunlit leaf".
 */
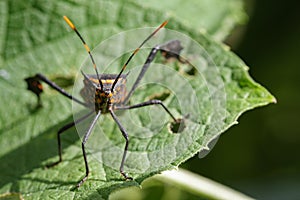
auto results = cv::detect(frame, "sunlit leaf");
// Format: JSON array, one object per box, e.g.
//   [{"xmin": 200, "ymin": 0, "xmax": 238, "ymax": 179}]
[{"xmin": 0, "ymin": 0, "xmax": 274, "ymax": 199}]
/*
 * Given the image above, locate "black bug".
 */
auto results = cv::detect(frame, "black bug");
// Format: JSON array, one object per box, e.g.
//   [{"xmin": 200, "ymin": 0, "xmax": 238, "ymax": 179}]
[{"xmin": 25, "ymin": 16, "xmax": 185, "ymax": 187}]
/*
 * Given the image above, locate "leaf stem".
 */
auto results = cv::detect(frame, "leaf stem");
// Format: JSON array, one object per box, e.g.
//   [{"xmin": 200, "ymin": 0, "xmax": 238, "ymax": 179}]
[{"xmin": 153, "ymin": 168, "xmax": 255, "ymax": 200}]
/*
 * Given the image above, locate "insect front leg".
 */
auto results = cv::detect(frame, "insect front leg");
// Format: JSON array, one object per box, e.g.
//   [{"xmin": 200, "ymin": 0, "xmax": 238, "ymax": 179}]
[
  {"xmin": 25, "ymin": 73, "xmax": 87, "ymax": 107},
  {"xmin": 77, "ymin": 111, "xmax": 101, "ymax": 188},
  {"xmin": 113, "ymin": 100, "xmax": 185, "ymax": 175},
  {"xmin": 124, "ymin": 40, "xmax": 184, "ymax": 104},
  {"xmin": 110, "ymin": 109, "xmax": 133, "ymax": 180},
  {"xmin": 46, "ymin": 110, "xmax": 94, "ymax": 168}
]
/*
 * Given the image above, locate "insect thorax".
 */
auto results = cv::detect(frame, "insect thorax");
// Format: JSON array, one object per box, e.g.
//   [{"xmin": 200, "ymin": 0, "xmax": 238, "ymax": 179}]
[{"xmin": 80, "ymin": 74, "xmax": 127, "ymax": 113}]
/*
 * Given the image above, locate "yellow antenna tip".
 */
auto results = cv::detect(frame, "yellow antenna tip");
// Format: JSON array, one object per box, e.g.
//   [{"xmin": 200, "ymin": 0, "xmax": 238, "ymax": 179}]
[
  {"xmin": 161, "ymin": 20, "xmax": 168, "ymax": 28},
  {"xmin": 63, "ymin": 16, "xmax": 75, "ymax": 30}
]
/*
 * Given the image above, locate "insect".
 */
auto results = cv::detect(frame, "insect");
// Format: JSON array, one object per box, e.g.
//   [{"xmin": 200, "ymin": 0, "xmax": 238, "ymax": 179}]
[{"xmin": 25, "ymin": 16, "xmax": 185, "ymax": 187}]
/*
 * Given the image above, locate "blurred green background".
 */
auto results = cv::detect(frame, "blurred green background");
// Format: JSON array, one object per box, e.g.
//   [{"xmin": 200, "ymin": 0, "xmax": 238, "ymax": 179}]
[{"xmin": 185, "ymin": 0, "xmax": 300, "ymax": 199}]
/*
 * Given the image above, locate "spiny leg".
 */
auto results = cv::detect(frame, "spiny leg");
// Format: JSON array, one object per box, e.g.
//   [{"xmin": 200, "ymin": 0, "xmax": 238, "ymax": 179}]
[
  {"xmin": 109, "ymin": 109, "xmax": 133, "ymax": 180},
  {"xmin": 77, "ymin": 111, "xmax": 101, "ymax": 188},
  {"xmin": 123, "ymin": 40, "xmax": 184, "ymax": 104},
  {"xmin": 46, "ymin": 110, "xmax": 94, "ymax": 168}
]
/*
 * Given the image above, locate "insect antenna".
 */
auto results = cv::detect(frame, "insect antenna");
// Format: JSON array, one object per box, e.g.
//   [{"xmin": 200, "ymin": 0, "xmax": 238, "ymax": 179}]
[
  {"xmin": 110, "ymin": 21, "xmax": 168, "ymax": 92},
  {"xmin": 63, "ymin": 16, "xmax": 103, "ymax": 89}
]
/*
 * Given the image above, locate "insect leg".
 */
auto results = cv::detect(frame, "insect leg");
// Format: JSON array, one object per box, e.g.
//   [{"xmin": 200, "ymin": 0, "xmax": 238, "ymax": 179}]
[
  {"xmin": 77, "ymin": 111, "xmax": 101, "ymax": 188},
  {"xmin": 116, "ymin": 99, "xmax": 177, "ymax": 122},
  {"xmin": 46, "ymin": 110, "xmax": 94, "ymax": 168},
  {"xmin": 109, "ymin": 109, "xmax": 133, "ymax": 180},
  {"xmin": 124, "ymin": 40, "xmax": 184, "ymax": 104},
  {"xmin": 123, "ymin": 46, "xmax": 160, "ymax": 104},
  {"xmin": 25, "ymin": 73, "xmax": 87, "ymax": 107}
]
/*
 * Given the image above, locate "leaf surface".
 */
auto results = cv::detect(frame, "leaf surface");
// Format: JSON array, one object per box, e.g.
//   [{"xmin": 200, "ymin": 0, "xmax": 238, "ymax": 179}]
[{"xmin": 0, "ymin": 0, "xmax": 274, "ymax": 199}]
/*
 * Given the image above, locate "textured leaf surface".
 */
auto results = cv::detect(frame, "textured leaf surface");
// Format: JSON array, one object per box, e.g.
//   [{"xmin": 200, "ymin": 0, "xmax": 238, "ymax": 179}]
[
  {"xmin": 134, "ymin": 0, "xmax": 247, "ymax": 41},
  {"xmin": 0, "ymin": 0, "xmax": 274, "ymax": 199}
]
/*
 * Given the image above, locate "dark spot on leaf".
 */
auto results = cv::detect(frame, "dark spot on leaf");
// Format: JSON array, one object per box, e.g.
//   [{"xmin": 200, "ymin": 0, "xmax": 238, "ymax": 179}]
[
  {"xmin": 148, "ymin": 90, "xmax": 171, "ymax": 101},
  {"xmin": 160, "ymin": 40, "xmax": 184, "ymax": 61},
  {"xmin": 51, "ymin": 75, "xmax": 75, "ymax": 88},
  {"xmin": 169, "ymin": 118, "xmax": 186, "ymax": 133},
  {"xmin": 184, "ymin": 64, "xmax": 197, "ymax": 76}
]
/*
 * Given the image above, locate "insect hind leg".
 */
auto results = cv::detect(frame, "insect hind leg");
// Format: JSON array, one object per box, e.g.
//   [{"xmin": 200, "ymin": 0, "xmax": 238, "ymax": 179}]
[
  {"xmin": 24, "ymin": 73, "xmax": 87, "ymax": 107},
  {"xmin": 123, "ymin": 40, "xmax": 185, "ymax": 104}
]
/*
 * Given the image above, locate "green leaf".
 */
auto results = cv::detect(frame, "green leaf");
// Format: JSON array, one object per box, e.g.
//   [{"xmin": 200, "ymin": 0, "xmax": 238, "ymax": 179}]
[
  {"xmin": 0, "ymin": 0, "xmax": 274, "ymax": 199},
  {"xmin": 134, "ymin": 0, "xmax": 248, "ymax": 41}
]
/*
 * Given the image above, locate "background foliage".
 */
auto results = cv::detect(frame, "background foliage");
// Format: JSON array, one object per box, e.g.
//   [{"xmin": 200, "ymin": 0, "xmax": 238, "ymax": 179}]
[{"xmin": 186, "ymin": 0, "xmax": 300, "ymax": 199}]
